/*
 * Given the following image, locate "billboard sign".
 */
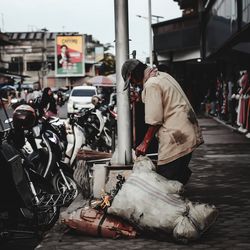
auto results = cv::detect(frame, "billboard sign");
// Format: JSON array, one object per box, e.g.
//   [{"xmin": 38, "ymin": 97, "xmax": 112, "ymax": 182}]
[{"xmin": 55, "ymin": 35, "xmax": 85, "ymax": 77}]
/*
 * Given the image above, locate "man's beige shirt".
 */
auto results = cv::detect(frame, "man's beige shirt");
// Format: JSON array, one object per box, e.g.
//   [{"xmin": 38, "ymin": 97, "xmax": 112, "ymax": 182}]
[{"xmin": 141, "ymin": 72, "xmax": 204, "ymax": 165}]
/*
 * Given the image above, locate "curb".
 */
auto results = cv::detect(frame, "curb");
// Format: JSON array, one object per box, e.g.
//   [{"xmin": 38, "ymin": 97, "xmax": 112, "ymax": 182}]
[{"xmin": 209, "ymin": 115, "xmax": 250, "ymax": 138}]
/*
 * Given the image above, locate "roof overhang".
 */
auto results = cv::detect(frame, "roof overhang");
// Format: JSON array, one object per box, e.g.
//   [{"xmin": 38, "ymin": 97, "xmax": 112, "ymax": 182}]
[
  {"xmin": 0, "ymin": 33, "xmax": 15, "ymax": 46},
  {"xmin": 173, "ymin": 48, "xmax": 200, "ymax": 62},
  {"xmin": 0, "ymin": 68, "xmax": 30, "ymax": 79},
  {"xmin": 206, "ymin": 23, "xmax": 250, "ymax": 66}
]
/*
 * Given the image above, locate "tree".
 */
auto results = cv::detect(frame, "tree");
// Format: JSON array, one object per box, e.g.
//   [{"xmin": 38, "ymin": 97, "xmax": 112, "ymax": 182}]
[{"xmin": 98, "ymin": 53, "xmax": 116, "ymax": 76}]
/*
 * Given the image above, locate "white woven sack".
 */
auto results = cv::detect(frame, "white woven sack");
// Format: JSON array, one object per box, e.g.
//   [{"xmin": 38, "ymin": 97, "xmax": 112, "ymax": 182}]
[
  {"xmin": 108, "ymin": 156, "xmax": 187, "ymax": 233},
  {"xmin": 173, "ymin": 202, "xmax": 218, "ymax": 243},
  {"xmin": 172, "ymin": 215, "xmax": 200, "ymax": 243},
  {"xmin": 133, "ymin": 156, "xmax": 184, "ymax": 194},
  {"xmin": 108, "ymin": 156, "xmax": 218, "ymax": 242},
  {"xmin": 188, "ymin": 202, "xmax": 218, "ymax": 232},
  {"xmin": 108, "ymin": 172, "xmax": 187, "ymax": 232},
  {"xmin": 133, "ymin": 156, "xmax": 156, "ymax": 172}
]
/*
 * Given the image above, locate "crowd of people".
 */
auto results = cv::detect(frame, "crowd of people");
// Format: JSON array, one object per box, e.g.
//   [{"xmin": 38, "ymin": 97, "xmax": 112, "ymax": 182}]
[{"xmin": 0, "ymin": 82, "xmax": 67, "ymax": 120}]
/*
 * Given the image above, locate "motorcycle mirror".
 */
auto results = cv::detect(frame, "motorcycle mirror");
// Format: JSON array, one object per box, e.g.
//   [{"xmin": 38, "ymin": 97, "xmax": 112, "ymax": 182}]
[{"xmin": 11, "ymin": 98, "xmax": 18, "ymax": 104}]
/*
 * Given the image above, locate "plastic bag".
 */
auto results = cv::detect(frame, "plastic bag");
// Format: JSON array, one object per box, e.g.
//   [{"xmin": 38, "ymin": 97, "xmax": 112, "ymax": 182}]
[{"xmin": 73, "ymin": 160, "xmax": 92, "ymax": 199}]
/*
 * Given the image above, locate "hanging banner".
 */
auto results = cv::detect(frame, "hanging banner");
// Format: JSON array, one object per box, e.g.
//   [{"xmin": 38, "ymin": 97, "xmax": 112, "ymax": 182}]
[{"xmin": 55, "ymin": 35, "xmax": 85, "ymax": 77}]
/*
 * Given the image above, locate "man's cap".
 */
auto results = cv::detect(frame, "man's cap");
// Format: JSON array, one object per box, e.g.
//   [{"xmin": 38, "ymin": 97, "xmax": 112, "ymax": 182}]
[
  {"xmin": 121, "ymin": 59, "xmax": 141, "ymax": 82},
  {"xmin": 121, "ymin": 59, "xmax": 141, "ymax": 91}
]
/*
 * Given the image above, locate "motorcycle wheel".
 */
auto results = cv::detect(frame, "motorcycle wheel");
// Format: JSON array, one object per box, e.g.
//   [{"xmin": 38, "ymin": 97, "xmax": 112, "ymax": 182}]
[
  {"xmin": 28, "ymin": 148, "xmax": 54, "ymax": 177},
  {"xmin": 30, "ymin": 172, "xmax": 60, "ymax": 230},
  {"xmin": 51, "ymin": 172, "xmax": 79, "ymax": 205},
  {"xmin": 17, "ymin": 177, "xmax": 60, "ymax": 231}
]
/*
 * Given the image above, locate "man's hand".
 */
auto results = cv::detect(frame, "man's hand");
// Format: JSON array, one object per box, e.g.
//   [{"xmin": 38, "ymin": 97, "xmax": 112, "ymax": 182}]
[
  {"xmin": 130, "ymin": 89, "xmax": 141, "ymax": 103},
  {"xmin": 135, "ymin": 141, "xmax": 148, "ymax": 157},
  {"xmin": 135, "ymin": 125, "xmax": 160, "ymax": 157}
]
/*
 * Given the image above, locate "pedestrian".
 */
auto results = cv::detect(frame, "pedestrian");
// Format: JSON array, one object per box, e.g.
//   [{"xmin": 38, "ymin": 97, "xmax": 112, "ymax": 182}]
[
  {"xmin": 39, "ymin": 87, "xmax": 57, "ymax": 118},
  {"xmin": 56, "ymin": 90, "xmax": 64, "ymax": 106},
  {"xmin": 122, "ymin": 59, "xmax": 204, "ymax": 185},
  {"xmin": 32, "ymin": 82, "xmax": 42, "ymax": 100},
  {"xmin": 17, "ymin": 80, "xmax": 22, "ymax": 98}
]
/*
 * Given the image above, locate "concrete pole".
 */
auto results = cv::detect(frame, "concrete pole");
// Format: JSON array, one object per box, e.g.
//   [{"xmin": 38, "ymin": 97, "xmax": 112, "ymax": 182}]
[
  {"xmin": 148, "ymin": 0, "xmax": 153, "ymax": 67},
  {"xmin": 42, "ymin": 29, "xmax": 48, "ymax": 88},
  {"xmin": 114, "ymin": 0, "xmax": 132, "ymax": 164}
]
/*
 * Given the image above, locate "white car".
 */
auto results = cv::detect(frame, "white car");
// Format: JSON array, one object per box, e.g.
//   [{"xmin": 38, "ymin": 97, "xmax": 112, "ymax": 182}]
[{"xmin": 67, "ymin": 85, "xmax": 97, "ymax": 115}]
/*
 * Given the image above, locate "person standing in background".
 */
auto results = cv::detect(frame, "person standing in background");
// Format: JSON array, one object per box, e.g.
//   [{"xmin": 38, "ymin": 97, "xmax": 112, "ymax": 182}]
[{"xmin": 39, "ymin": 87, "xmax": 57, "ymax": 118}]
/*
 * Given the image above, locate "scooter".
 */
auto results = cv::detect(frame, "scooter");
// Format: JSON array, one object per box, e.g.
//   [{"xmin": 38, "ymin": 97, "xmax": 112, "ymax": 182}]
[
  {"xmin": 63, "ymin": 116, "xmax": 87, "ymax": 168},
  {"xmin": 63, "ymin": 102, "xmax": 117, "ymax": 169},
  {"xmin": 8, "ymin": 103, "xmax": 78, "ymax": 203},
  {"xmin": 26, "ymin": 121, "xmax": 79, "ymax": 203}
]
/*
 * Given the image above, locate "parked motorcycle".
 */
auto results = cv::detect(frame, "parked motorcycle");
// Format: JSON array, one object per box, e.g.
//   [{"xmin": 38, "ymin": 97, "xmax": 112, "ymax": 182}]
[
  {"xmin": 12, "ymin": 104, "xmax": 78, "ymax": 203},
  {"xmin": 64, "ymin": 98, "xmax": 117, "ymax": 168},
  {"xmin": 0, "ymin": 98, "xmax": 70, "ymax": 241},
  {"xmin": 79, "ymin": 107, "xmax": 112, "ymax": 151}
]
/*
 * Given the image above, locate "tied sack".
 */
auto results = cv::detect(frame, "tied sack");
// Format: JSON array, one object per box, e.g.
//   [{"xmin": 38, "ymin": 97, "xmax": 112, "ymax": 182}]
[{"xmin": 107, "ymin": 156, "xmax": 218, "ymax": 243}]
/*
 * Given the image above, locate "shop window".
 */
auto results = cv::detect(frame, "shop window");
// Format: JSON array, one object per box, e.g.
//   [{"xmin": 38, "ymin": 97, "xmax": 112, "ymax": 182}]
[
  {"xmin": 27, "ymin": 62, "xmax": 42, "ymax": 71},
  {"xmin": 9, "ymin": 57, "xmax": 23, "ymax": 73},
  {"xmin": 35, "ymin": 33, "xmax": 42, "ymax": 39},
  {"xmin": 47, "ymin": 56, "xmax": 55, "ymax": 71},
  {"xmin": 12, "ymin": 33, "xmax": 18, "ymax": 39},
  {"xmin": 19, "ymin": 33, "xmax": 27, "ymax": 39},
  {"xmin": 28, "ymin": 33, "xmax": 35, "ymax": 39}
]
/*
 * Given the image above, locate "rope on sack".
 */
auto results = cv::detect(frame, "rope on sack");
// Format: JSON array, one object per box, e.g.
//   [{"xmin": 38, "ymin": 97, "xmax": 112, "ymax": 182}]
[{"xmin": 182, "ymin": 204, "xmax": 202, "ymax": 235}]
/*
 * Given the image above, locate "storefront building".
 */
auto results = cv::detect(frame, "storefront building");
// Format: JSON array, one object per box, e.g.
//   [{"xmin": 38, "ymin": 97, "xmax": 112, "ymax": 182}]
[
  {"xmin": 2, "ymin": 32, "xmax": 104, "ymax": 88},
  {"xmin": 152, "ymin": 0, "xmax": 250, "ymax": 117}
]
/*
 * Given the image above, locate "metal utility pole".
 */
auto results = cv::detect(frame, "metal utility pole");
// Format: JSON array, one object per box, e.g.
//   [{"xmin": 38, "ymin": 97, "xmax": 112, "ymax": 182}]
[
  {"xmin": 137, "ymin": 8, "xmax": 164, "ymax": 66},
  {"xmin": 42, "ymin": 28, "xmax": 48, "ymax": 88},
  {"xmin": 1, "ymin": 13, "xmax": 4, "ymax": 32},
  {"xmin": 114, "ymin": 0, "xmax": 132, "ymax": 164},
  {"xmin": 148, "ymin": 0, "xmax": 153, "ymax": 67}
]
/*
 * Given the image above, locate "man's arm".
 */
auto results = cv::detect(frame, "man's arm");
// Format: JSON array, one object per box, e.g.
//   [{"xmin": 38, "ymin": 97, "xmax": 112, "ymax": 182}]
[{"xmin": 135, "ymin": 125, "xmax": 160, "ymax": 157}]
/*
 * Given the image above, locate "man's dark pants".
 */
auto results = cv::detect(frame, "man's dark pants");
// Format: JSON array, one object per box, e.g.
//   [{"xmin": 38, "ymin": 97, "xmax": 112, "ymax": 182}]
[{"xmin": 156, "ymin": 153, "xmax": 192, "ymax": 185}]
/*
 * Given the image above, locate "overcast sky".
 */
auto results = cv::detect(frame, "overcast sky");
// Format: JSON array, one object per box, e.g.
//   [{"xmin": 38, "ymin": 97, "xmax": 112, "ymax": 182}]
[{"xmin": 1, "ymin": 0, "xmax": 181, "ymax": 61}]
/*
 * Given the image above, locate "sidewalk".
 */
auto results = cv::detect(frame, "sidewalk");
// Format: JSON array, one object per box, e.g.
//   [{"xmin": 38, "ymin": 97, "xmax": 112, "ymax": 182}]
[{"xmin": 36, "ymin": 116, "xmax": 250, "ymax": 250}]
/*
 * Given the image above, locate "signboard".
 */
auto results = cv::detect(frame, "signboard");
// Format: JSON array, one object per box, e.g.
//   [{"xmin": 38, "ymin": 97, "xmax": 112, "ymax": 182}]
[
  {"xmin": 55, "ymin": 35, "xmax": 85, "ymax": 77},
  {"xmin": 85, "ymin": 46, "xmax": 104, "ymax": 63},
  {"xmin": 95, "ymin": 46, "xmax": 104, "ymax": 63}
]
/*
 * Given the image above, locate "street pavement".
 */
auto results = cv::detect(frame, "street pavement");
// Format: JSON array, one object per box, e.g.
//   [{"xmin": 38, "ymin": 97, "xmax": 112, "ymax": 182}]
[{"xmin": 33, "ymin": 116, "xmax": 250, "ymax": 250}]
